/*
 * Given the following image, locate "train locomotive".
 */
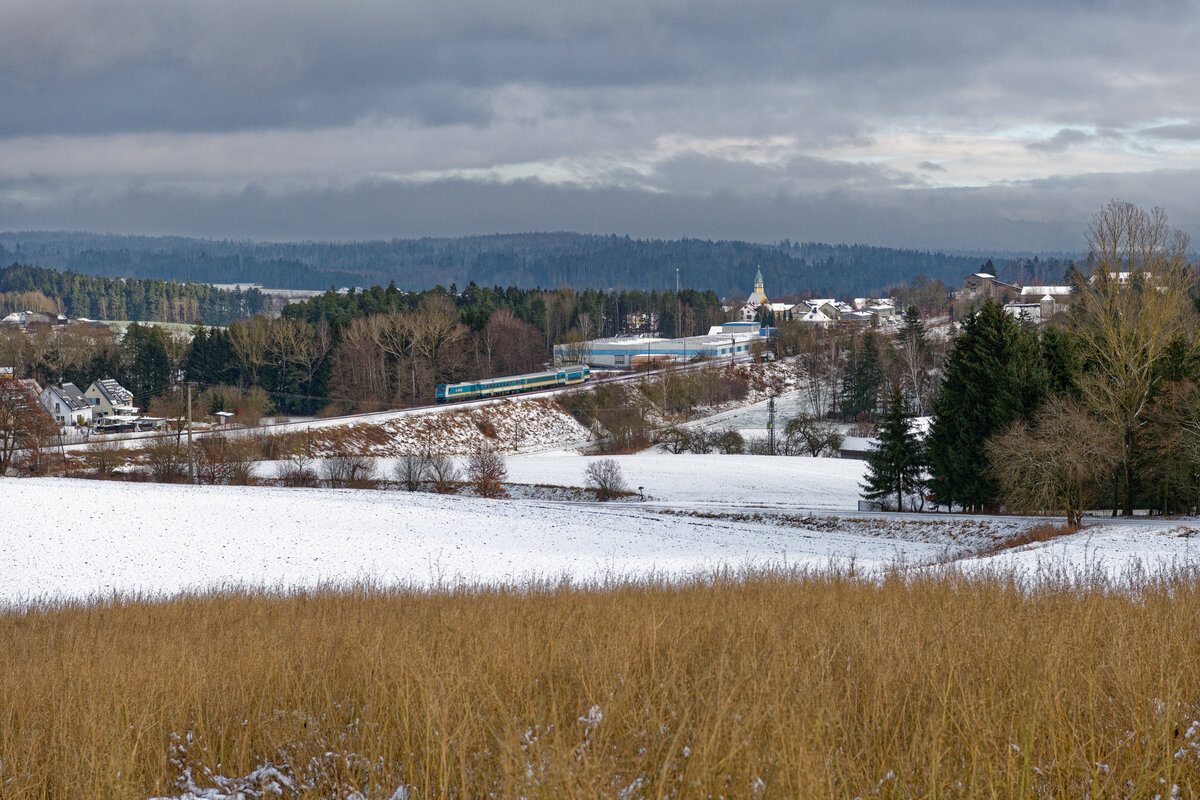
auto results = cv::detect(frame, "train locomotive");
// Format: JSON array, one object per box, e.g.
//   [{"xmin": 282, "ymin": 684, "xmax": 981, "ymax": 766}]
[{"xmin": 436, "ymin": 365, "xmax": 591, "ymax": 402}]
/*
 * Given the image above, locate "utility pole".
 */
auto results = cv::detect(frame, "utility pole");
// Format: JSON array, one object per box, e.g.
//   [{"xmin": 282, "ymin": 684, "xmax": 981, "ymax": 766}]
[
  {"xmin": 767, "ymin": 395, "xmax": 776, "ymax": 456},
  {"xmin": 186, "ymin": 382, "xmax": 194, "ymax": 484},
  {"xmin": 730, "ymin": 336, "xmax": 735, "ymax": 367}
]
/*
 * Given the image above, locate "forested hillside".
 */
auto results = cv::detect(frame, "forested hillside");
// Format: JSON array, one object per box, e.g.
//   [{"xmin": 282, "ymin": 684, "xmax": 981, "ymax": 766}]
[
  {"xmin": 0, "ymin": 263, "xmax": 268, "ymax": 325},
  {"xmin": 0, "ymin": 232, "xmax": 1076, "ymax": 298}
]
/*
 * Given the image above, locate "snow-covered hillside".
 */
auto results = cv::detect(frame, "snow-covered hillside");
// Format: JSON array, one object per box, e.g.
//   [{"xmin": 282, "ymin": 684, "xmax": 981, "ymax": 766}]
[
  {"xmin": 1, "ymin": 477, "xmax": 940, "ymax": 605},
  {"xmin": 4, "ymin": 462, "xmax": 1197, "ymax": 605}
]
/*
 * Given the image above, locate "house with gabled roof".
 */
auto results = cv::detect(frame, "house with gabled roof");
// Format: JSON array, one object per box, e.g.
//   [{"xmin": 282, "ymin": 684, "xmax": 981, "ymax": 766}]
[
  {"xmin": 40, "ymin": 382, "xmax": 93, "ymax": 427},
  {"xmin": 85, "ymin": 378, "xmax": 138, "ymax": 419}
]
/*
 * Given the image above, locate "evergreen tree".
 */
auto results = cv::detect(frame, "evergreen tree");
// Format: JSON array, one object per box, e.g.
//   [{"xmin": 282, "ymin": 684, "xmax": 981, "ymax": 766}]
[
  {"xmin": 900, "ymin": 305, "xmax": 926, "ymax": 349},
  {"xmin": 120, "ymin": 323, "xmax": 172, "ymax": 404},
  {"xmin": 861, "ymin": 384, "xmax": 925, "ymax": 511},
  {"xmin": 926, "ymin": 300, "xmax": 1048, "ymax": 511},
  {"xmin": 1040, "ymin": 325, "xmax": 1080, "ymax": 398},
  {"xmin": 839, "ymin": 331, "xmax": 885, "ymax": 421}
]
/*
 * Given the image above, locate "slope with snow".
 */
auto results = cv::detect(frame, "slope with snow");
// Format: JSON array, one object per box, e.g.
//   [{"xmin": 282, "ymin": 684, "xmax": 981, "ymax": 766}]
[
  {"xmin": 0, "ymin": 477, "xmax": 942, "ymax": 605},
  {"xmin": 505, "ymin": 451, "xmax": 867, "ymax": 509}
]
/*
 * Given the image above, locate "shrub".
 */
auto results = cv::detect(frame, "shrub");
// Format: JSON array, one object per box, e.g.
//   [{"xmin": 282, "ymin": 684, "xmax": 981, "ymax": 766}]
[
  {"xmin": 195, "ymin": 436, "xmax": 234, "ymax": 485},
  {"xmin": 713, "ymin": 428, "xmax": 745, "ymax": 454},
  {"xmin": 583, "ymin": 458, "xmax": 630, "ymax": 500},
  {"xmin": 658, "ymin": 426, "xmax": 691, "ymax": 454},
  {"xmin": 322, "ymin": 451, "xmax": 378, "ymax": 489},
  {"xmin": 198, "ymin": 384, "xmax": 273, "ymax": 428},
  {"xmin": 428, "ymin": 455, "xmax": 461, "ymax": 494},
  {"xmin": 687, "ymin": 429, "xmax": 713, "ymax": 454},
  {"xmin": 86, "ymin": 437, "xmax": 126, "ymax": 477},
  {"xmin": 466, "ymin": 447, "xmax": 508, "ymax": 499},
  {"xmin": 193, "ymin": 435, "xmax": 258, "ymax": 485},
  {"xmin": 745, "ymin": 436, "xmax": 775, "ymax": 455},
  {"xmin": 143, "ymin": 437, "xmax": 188, "ymax": 483},
  {"xmin": 277, "ymin": 435, "xmax": 320, "ymax": 488},
  {"xmin": 395, "ymin": 451, "xmax": 431, "ymax": 491}
]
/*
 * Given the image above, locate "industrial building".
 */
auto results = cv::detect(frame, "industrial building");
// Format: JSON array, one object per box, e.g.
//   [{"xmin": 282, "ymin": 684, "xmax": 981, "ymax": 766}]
[{"xmin": 553, "ymin": 324, "xmax": 770, "ymax": 368}]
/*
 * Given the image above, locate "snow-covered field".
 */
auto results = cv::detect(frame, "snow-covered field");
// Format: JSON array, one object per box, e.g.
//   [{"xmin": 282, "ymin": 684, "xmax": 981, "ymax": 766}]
[
  {"xmin": 505, "ymin": 451, "xmax": 867, "ymax": 509},
  {"xmin": 1, "ymin": 477, "xmax": 943, "ymax": 605},
  {"xmin": 962, "ymin": 521, "xmax": 1200, "ymax": 579},
  {"xmin": 4, "ymin": 449, "xmax": 1199, "ymax": 604}
]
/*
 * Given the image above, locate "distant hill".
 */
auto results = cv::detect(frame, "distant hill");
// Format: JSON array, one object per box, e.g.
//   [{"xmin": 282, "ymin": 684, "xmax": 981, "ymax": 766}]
[{"xmin": 0, "ymin": 231, "xmax": 1078, "ymax": 298}]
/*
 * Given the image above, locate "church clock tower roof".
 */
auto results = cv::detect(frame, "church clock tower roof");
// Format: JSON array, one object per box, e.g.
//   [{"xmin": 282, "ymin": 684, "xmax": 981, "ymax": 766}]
[{"xmin": 747, "ymin": 267, "xmax": 768, "ymax": 306}]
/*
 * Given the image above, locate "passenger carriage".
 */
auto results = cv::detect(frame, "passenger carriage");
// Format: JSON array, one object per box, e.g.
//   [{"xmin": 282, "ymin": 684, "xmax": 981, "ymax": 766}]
[{"xmin": 436, "ymin": 366, "xmax": 591, "ymax": 402}]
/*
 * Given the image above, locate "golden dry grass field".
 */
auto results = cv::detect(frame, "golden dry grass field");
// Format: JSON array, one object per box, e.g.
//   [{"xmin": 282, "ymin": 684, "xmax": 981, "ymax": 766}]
[{"xmin": 3, "ymin": 570, "xmax": 1200, "ymax": 798}]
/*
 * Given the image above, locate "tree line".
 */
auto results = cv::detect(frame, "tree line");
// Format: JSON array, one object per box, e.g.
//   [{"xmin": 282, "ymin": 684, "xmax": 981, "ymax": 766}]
[
  {"xmin": 864, "ymin": 201, "xmax": 1200, "ymax": 521},
  {"xmin": 1, "ymin": 230, "xmax": 1072, "ymax": 298},
  {"xmin": 0, "ymin": 281, "xmax": 728, "ymax": 418},
  {"xmin": 0, "ymin": 263, "xmax": 268, "ymax": 325}
]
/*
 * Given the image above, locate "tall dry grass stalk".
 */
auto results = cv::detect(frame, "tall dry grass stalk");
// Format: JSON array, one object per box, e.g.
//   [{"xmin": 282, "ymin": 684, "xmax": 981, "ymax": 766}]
[{"xmin": 3, "ymin": 571, "xmax": 1200, "ymax": 798}]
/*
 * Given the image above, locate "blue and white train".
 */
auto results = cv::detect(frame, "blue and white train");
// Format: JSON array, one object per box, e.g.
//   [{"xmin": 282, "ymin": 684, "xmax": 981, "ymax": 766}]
[{"xmin": 436, "ymin": 365, "xmax": 592, "ymax": 403}]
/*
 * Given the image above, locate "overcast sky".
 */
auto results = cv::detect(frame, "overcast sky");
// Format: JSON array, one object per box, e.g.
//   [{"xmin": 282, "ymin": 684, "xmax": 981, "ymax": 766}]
[{"xmin": 2, "ymin": 0, "xmax": 1199, "ymax": 250}]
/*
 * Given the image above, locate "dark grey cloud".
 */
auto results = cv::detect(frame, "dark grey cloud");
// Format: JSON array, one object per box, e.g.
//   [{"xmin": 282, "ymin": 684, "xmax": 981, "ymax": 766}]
[
  {"xmin": 1141, "ymin": 123, "xmax": 1200, "ymax": 141},
  {"xmin": 1027, "ymin": 128, "xmax": 1094, "ymax": 153},
  {"xmin": 1, "ymin": 0, "xmax": 1197, "ymax": 137},
  {"xmin": 2, "ymin": 0, "xmax": 1199, "ymax": 248}
]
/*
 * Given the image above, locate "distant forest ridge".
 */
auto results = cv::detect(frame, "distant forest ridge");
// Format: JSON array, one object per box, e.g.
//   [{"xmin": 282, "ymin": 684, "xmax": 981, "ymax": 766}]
[{"xmin": 0, "ymin": 231, "xmax": 1082, "ymax": 298}]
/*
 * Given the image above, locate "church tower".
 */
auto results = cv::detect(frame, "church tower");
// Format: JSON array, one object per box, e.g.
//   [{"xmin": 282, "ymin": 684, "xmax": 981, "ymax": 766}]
[{"xmin": 747, "ymin": 267, "xmax": 768, "ymax": 306}]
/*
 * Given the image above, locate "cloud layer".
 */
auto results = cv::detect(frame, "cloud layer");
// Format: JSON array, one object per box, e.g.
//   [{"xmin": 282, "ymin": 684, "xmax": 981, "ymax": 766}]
[{"xmin": 3, "ymin": 0, "xmax": 1199, "ymax": 249}]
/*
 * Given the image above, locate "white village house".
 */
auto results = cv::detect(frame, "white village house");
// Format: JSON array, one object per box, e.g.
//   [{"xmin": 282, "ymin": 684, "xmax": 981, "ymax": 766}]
[{"xmin": 39, "ymin": 382, "xmax": 93, "ymax": 427}]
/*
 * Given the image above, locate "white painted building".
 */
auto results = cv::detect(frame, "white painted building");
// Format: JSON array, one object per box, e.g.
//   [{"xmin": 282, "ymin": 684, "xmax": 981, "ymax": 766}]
[{"xmin": 40, "ymin": 382, "xmax": 93, "ymax": 427}]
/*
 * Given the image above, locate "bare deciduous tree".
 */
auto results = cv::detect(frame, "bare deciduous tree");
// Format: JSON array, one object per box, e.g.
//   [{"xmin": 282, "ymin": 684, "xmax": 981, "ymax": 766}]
[
  {"xmin": 277, "ymin": 432, "xmax": 320, "ymax": 487},
  {"xmin": 713, "ymin": 427, "xmax": 745, "ymax": 454},
  {"xmin": 428, "ymin": 454, "xmax": 461, "ymax": 494},
  {"xmin": 329, "ymin": 318, "xmax": 390, "ymax": 412},
  {"xmin": 269, "ymin": 317, "xmax": 331, "ymax": 387},
  {"xmin": 228, "ymin": 317, "xmax": 272, "ymax": 387},
  {"xmin": 394, "ymin": 451, "xmax": 432, "ymax": 491},
  {"xmin": 793, "ymin": 329, "xmax": 842, "ymax": 420},
  {"xmin": 0, "ymin": 377, "xmax": 54, "ymax": 476},
  {"xmin": 466, "ymin": 446, "xmax": 507, "ymax": 498},
  {"xmin": 1073, "ymin": 200, "xmax": 1196, "ymax": 515},
  {"xmin": 658, "ymin": 426, "xmax": 690, "ymax": 454},
  {"xmin": 987, "ymin": 395, "xmax": 1121, "ymax": 527},
  {"xmin": 783, "ymin": 415, "xmax": 845, "ymax": 457},
  {"xmin": 86, "ymin": 436, "xmax": 126, "ymax": 477},
  {"xmin": 194, "ymin": 434, "xmax": 257, "ymax": 485},
  {"xmin": 484, "ymin": 310, "xmax": 544, "ymax": 376},
  {"xmin": 408, "ymin": 294, "xmax": 469, "ymax": 400},
  {"xmin": 322, "ymin": 450, "xmax": 377, "ymax": 488}
]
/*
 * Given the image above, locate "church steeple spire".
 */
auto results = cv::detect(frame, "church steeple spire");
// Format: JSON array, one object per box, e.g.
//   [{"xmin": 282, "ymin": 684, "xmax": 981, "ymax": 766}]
[{"xmin": 747, "ymin": 266, "xmax": 768, "ymax": 306}]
